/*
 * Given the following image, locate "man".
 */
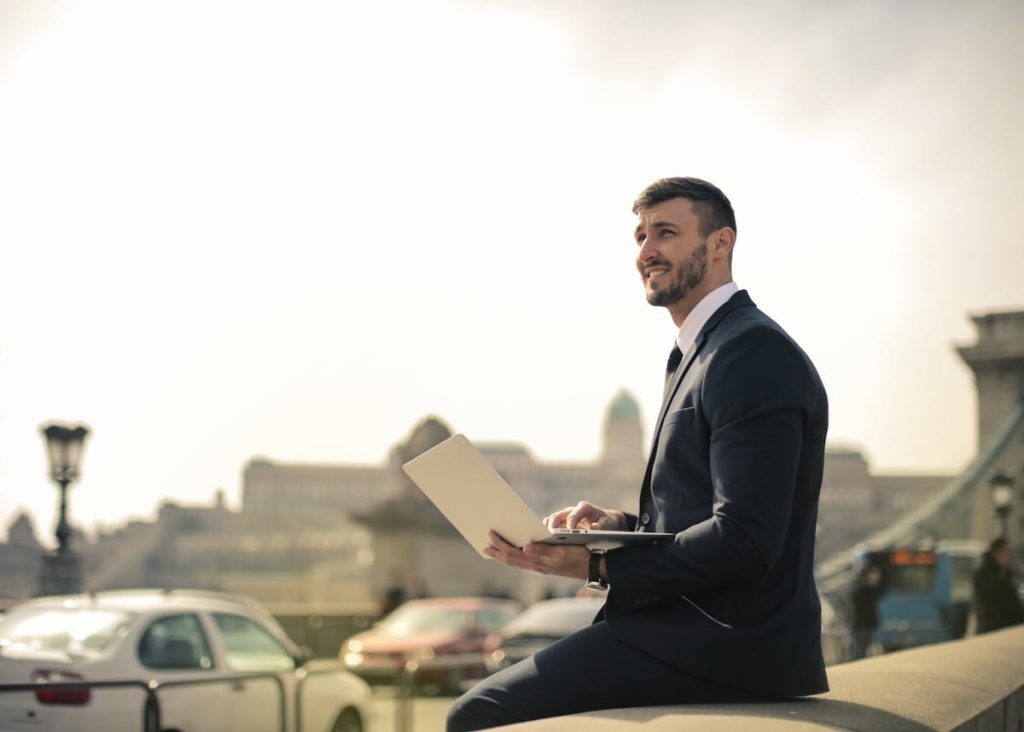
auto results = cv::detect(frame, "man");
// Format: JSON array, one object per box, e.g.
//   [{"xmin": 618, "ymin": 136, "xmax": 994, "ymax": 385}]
[
  {"xmin": 447, "ymin": 177, "xmax": 829, "ymax": 731},
  {"xmin": 851, "ymin": 566, "xmax": 884, "ymax": 658},
  {"xmin": 974, "ymin": 537, "xmax": 1024, "ymax": 633}
]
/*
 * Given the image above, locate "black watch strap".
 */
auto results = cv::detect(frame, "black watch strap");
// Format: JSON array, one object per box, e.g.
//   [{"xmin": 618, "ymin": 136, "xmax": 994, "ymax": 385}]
[{"xmin": 586, "ymin": 550, "xmax": 608, "ymax": 590}]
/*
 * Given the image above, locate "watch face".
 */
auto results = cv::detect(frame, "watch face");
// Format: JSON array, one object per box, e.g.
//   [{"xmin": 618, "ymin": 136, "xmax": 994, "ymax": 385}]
[{"xmin": 584, "ymin": 580, "xmax": 609, "ymax": 591}]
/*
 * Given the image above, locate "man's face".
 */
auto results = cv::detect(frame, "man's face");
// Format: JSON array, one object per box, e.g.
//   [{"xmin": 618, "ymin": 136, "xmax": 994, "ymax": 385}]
[{"xmin": 634, "ymin": 197, "xmax": 709, "ymax": 309}]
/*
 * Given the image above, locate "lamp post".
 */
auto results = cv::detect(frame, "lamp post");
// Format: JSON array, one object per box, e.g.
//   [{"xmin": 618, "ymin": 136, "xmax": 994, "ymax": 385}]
[
  {"xmin": 38, "ymin": 423, "xmax": 90, "ymax": 596},
  {"xmin": 988, "ymin": 470, "xmax": 1015, "ymax": 540}
]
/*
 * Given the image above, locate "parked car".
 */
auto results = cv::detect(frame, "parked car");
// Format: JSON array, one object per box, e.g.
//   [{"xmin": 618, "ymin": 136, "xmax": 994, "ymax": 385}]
[
  {"xmin": 339, "ymin": 597, "xmax": 520, "ymax": 692},
  {"xmin": 483, "ymin": 596, "xmax": 605, "ymax": 674},
  {"xmin": 483, "ymin": 594, "xmax": 852, "ymax": 671},
  {"xmin": 0, "ymin": 589, "xmax": 372, "ymax": 732}
]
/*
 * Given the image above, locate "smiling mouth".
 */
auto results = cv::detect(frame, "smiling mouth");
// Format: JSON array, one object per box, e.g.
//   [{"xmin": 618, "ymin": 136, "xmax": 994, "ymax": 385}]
[{"xmin": 645, "ymin": 266, "xmax": 670, "ymax": 280}]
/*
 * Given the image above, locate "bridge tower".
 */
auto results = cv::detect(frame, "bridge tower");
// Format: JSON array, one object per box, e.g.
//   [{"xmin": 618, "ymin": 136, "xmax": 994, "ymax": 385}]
[{"xmin": 956, "ymin": 309, "xmax": 1024, "ymax": 550}]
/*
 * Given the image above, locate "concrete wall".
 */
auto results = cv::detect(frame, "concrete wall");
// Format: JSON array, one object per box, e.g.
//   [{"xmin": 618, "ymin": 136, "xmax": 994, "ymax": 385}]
[{"xmin": 495, "ymin": 624, "xmax": 1024, "ymax": 731}]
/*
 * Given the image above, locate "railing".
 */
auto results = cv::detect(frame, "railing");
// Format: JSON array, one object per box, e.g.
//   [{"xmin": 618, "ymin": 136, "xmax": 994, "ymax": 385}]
[
  {"xmin": 294, "ymin": 659, "xmax": 364, "ymax": 732},
  {"xmin": 0, "ymin": 654, "xmax": 476, "ymax": 732},
  {"xmin": 0, "ymin": 671, "xmax": 287, "ymax": 732},
  {"xmin": 392, "ymin": 653, "xmax": 487, "ymax": 732}
]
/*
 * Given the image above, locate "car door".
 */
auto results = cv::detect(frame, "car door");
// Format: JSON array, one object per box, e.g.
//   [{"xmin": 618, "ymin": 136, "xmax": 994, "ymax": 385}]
[
  {"xmin": 209, "ymin": 612, "xmax": 296, "ymax": 732},
  {"xmin": 137, "ymin": 613, "xmax": 227, "ymax": 732}
]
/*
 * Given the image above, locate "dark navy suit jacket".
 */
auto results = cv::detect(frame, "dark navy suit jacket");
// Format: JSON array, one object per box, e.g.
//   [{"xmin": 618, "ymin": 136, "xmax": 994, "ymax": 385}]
[{"xmin": 602, "ymin": 290, "xmax": 829, "ymax": 698}]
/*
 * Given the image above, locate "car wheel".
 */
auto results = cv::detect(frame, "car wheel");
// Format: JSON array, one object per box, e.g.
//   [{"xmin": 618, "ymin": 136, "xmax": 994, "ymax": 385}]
[{"xmin": 331, "ymin": 708, "xmax": 362, "ymax": 732}]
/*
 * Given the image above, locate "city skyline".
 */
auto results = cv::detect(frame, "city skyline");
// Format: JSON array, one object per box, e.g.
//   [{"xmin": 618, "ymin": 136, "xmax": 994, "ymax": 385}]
[{"xmin": 2, "ymin": 0, "xmax": 1022, "ymax": 542}]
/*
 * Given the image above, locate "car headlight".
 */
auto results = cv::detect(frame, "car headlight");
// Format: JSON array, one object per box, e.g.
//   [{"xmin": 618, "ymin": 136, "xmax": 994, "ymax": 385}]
[
  {"xmin": 344, "ymin": 652, "xmax": 364, "ymax": 666},
  {"xmin": 413, "ymin": 647, "xmax": 435, "ymax": 661}
]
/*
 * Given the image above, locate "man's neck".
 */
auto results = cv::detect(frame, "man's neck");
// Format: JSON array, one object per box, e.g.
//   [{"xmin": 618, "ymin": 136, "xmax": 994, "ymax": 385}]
[{"xmin": 667, "ymin": 276, "xmax": 734, "ymax": 328}]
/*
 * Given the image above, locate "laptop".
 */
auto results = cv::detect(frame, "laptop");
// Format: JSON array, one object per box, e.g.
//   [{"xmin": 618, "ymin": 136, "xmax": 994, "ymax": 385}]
[{"xmin": 402, "ymin": 433, "xmax": 672, "ymax": 554}]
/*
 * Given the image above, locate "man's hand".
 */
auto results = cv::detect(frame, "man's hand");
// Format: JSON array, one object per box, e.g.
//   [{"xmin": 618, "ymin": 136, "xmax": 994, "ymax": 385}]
[
  {"xmin": 484, "ymin": 531, "xmax": 590, "ymax": 580},
  {"xmin": 544, "ymin": 501, "xmax": 629, "ymax": 531}
]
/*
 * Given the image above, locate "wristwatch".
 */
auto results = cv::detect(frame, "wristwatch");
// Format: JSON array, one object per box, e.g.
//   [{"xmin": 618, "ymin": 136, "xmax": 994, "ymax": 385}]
[{"xmin": 585, "ymin": 549, "xmax": 608, "ymax": 591}]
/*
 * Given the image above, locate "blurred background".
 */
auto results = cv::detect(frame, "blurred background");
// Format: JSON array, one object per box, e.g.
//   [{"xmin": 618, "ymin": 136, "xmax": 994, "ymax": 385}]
[{"xmin": 1, "ymin": 0, "xmax": 1023, "ymax": 679}]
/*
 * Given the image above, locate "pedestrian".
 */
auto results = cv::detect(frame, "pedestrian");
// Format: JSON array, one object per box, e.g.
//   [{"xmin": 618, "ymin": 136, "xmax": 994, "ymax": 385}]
[
  {"xmin": 448, "ymin": 177, "xmax": 830, "ymax": 731},
  {"xmin": 378, "ymin": 571, "xmax": 406, "ymax": 619},
  {"xmin": 973, "ymin": 537, "xmax": 1023, "ymax": 633},
  {"xmin": 851, "ymin": 566, "xmax": 884, "ymax": 659}
]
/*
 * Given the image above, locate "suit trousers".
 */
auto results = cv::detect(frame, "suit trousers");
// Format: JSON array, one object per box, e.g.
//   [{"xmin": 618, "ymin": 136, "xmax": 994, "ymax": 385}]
[{"xmin": 446, "ymin": 620, "xmax": 766, "ymax": 731}]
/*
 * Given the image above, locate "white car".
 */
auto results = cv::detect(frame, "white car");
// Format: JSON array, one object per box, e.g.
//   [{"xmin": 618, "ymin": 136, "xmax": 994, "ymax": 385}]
[{"xmin": 0, "ymin": 589, "xmax": 372, "ymax": 732}]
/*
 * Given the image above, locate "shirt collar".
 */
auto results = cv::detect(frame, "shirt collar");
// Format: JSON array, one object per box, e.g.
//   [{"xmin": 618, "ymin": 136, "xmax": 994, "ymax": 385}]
[{"xmin": 676, "ymin": 282, "xmax": 739, "ymax": 355}]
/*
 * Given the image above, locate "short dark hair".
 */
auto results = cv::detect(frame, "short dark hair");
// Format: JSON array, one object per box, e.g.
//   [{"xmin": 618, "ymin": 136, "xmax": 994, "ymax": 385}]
[{"xmin": 632, "ymin": 177, "xmax": 737, "ymax": 238}]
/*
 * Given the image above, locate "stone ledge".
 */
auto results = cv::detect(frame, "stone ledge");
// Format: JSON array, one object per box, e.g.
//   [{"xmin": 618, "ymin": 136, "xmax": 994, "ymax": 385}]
[{"xmin": 493, "ymin": 625, "xmax": 1024, "ymax": 731}]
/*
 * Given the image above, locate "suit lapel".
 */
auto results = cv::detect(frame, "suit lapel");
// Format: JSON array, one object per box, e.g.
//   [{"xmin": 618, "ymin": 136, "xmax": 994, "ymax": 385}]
[
  {"xmin": 650, "ymin": 291, "xmax": 752, "ymax": 444},
  {"xmin": 644, "ymin": 332, "xmax": 705, "ymax": 474},
  {"xmin": 634, "ymin": 334, "xmax": 705, "ymax": 518},
  {"xmin": 652, "ymin": 335, "xmax": 703, "ymax": 436},
  {"xmin": 639, "ymin": 290, "xmax": 756, "ymax": 495}
]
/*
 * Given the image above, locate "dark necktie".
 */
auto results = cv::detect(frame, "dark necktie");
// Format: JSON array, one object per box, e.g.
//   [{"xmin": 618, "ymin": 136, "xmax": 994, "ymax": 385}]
[{"xmin": 664, "ymin": 345, "xmax": 683, "ymax": 398}]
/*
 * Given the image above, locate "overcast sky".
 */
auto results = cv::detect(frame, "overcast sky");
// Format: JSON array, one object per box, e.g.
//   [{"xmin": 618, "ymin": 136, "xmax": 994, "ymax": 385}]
[{"xmin": 2, "ymin": 0, "xmax": 1022, "ymax": 544}]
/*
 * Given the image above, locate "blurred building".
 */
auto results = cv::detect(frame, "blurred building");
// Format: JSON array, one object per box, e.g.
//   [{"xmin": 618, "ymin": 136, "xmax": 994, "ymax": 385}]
[
  {"xmin": 240, "ymin": 390, "xmax": 649, "ymax": 604},
  {"xmin": 0, "ymin": 513, "xmax": 43, "ymax": 603},
  {"xmin": 236, "ymin": 389, "xmax": 949, "ymax": 600},
  {"xmin": 816, "ymin": 449, "xmax": 953, "ymax": 560},
  {"xmin": 78, "ymin": 491, "xmax": 375, "ymax": 608},
  {"xmin": 957, "ymin": 309, "xmax": 1024, "ymax": 451},
  {"xmin": 242, "ymin": 459, "xmax": 390, "ymax": 515},
  {"xmin": 240, "ymin": 389, "xmax": 646, "ymax": 521},
  {"xmin": 957, "ymin": 308, "xmax": 1024, "ymax": 554}
]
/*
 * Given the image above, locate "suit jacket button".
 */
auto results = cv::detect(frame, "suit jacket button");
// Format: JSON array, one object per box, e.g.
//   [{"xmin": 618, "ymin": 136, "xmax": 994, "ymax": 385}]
[{"xmin": 640, "ymin": 513, "xmax": 650, "ymax": 525}]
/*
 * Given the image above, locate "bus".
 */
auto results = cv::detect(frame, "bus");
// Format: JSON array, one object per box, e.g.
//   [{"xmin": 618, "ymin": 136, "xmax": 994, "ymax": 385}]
[{"xmin": 854, "ymin": 540, "xmax": 983, "ymax": 652}]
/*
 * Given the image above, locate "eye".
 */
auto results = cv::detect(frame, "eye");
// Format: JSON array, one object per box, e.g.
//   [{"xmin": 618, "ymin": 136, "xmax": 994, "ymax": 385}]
[{"xmin": 635, "ymin": 234, "xmax": 646, "ymax": 246}]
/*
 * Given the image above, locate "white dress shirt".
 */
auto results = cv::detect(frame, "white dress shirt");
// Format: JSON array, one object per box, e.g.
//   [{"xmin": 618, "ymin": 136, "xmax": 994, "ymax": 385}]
[{"xmin": 675, "ymin": 282, "xmax": 740, "ymax": 356}]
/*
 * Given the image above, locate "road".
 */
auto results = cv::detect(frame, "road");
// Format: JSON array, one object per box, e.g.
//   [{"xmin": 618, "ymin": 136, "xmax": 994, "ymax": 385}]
[{"xmin": 368, "ymin": 687, "xmax": 456, "ymax": 732}]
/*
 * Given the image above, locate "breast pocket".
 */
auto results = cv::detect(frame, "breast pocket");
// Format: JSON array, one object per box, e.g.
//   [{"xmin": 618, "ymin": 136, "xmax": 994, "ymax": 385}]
[
  {"xmin": 662, "ymin": 405, "xmax": 696, "ymax": 427},
  {"xmin": 653, "ymin": 403, "xmax": 710, "ymax": 497}
]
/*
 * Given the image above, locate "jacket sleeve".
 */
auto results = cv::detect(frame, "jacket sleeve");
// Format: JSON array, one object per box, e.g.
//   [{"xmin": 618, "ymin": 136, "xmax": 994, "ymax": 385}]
[{"xmin": 604, "ymin": 325, "xmax": 822, "ymax": 609}]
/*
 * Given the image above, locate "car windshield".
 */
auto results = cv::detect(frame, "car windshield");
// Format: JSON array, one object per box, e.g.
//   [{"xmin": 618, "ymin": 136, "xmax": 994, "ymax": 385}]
[
  {"xmin": 502, "ymin": 601, "xmax": 602, "ymax": 637},
  {"xmin": 0, "ymin": 606, "xmax": 135, "ymax": 655},
  {"xmin": 378, "ymin": 605, "xmax": 472, "ymax": 636}
]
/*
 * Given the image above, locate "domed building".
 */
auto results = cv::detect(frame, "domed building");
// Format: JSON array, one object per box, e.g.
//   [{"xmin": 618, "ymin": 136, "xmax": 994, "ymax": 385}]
[
  {"xmin": 601, "ymin": 389, "xmax": 646, "ymax": 491},
  {"xmin": 238, "ymin": 391, "xmax": 648, "ymax": 603}
]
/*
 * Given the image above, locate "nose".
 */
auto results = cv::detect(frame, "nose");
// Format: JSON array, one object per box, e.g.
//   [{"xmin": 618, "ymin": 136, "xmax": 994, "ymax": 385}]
[{"xmin": 636, "ymin": 236, "xmax": 659, "ymax": 266}]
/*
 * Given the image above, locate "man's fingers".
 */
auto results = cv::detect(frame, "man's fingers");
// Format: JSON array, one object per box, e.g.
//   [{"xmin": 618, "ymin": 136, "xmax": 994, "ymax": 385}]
[
  {"xmin": 566, "ymin": 501, "xmax": 596, "ymax": 529},
  {"xmin": 544, "ymin": 507, "xmax": 575, "ymax": 529}
]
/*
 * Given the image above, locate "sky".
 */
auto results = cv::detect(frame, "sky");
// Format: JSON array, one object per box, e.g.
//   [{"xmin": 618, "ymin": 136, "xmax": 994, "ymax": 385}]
[{"xmin": 1, "ymin": 0, "xmax": 1022, "ymax": 545}]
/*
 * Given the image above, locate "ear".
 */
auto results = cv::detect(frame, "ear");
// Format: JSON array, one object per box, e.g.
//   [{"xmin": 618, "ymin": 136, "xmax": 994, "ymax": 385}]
[{"xmin": 710, "ymin": 227, "xmax": 736, "ymax": 261}]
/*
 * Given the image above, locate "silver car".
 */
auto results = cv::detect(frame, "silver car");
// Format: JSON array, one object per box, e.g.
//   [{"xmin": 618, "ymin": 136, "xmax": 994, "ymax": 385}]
[
  {"xmin": 483, "ymin": 597, "xmax": 606, "ymax": 675},
  {"xmin": 0, "ymin": 589, "xmax": 372, "ymax": 732}
]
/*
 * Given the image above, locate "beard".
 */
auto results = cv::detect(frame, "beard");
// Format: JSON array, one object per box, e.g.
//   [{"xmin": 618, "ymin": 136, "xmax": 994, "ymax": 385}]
[{"xmin": 645, "ymin": 244, "xmax": 708, "ymax": 307}]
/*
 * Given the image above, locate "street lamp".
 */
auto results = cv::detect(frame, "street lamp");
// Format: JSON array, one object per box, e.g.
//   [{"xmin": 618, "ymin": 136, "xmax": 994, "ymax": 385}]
[
  {"xmin": 988, "ymin": 470, "xmax": 1015, "ymax": 540},
  {"xmin": 38, "ymin": 423, "xmax": 90, "ymax": 595}
]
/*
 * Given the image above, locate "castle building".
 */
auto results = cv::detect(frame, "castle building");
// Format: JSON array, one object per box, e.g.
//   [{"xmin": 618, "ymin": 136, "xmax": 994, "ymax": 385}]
[
  {"xmin": 236, "ymin": 388, "xmax": 948, "ymax": 600},
  {"xmin": 239, "ymin": 391, "xmax": 650, "ymax": 602},
  {"xmin": 241, "ymin": 389, "xmax": 648, "ymax": 522}
]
